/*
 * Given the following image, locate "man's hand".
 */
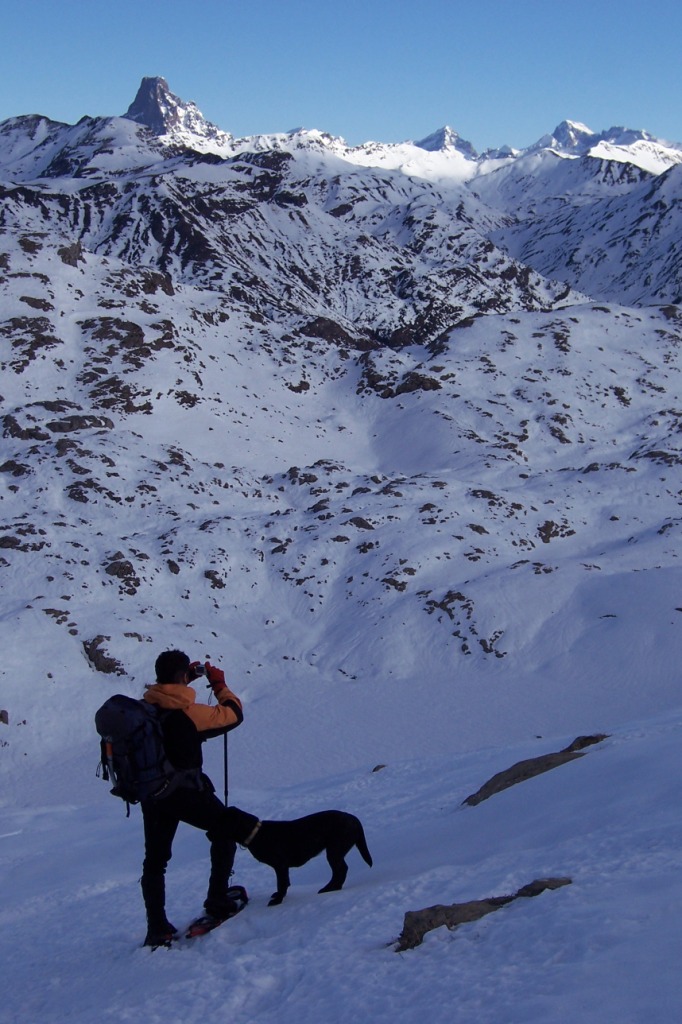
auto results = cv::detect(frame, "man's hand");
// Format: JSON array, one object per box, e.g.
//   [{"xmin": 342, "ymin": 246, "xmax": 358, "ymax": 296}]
[{"xmin": 205, "ymin": 663, "xmax": 227, "ymax": 696}]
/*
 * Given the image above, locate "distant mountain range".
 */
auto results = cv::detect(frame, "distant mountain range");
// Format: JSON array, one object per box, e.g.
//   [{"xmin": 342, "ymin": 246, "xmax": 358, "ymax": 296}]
[
  {"xmin": 2, "ymin": 75, "xmax": 680, "ymax": 319},
  {"xmin": 1, "ymin": 78, "xmax": 681, "ymax": 765},
  {"xmin": 121, "ymin": 76, "xmax": 682, "ymax": 169}
]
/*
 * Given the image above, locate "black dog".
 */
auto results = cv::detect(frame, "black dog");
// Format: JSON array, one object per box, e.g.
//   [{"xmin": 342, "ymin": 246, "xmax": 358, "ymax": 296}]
[{"xmin": 223, "ymin": 806, "xmax": 373, "ymax": 905}]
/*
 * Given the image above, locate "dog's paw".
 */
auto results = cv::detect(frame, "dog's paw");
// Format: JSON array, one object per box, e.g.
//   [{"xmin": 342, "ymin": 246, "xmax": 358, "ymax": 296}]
[{"xmin": 268, "ymin": 893, "xmax": 284, "ymax": 906}]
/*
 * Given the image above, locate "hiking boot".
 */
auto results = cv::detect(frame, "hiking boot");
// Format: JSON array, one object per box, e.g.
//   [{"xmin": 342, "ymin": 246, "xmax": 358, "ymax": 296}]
[
  {"xmin": 204, "ymin": 884, "xmax": 248, "ymax": 920},
  {"xmin": 226, "ymin": 884, "xmax": 248, "ymax": 907},
  {"xmin": 143, "ymin": 921, "xmax": 178, "ymax": 948}
]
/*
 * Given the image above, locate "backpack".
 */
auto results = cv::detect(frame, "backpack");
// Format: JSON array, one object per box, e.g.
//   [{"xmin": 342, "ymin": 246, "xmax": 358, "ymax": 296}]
[{"xmin": 95, "ymin": 694, "xmax": 197, "ymax": 813}]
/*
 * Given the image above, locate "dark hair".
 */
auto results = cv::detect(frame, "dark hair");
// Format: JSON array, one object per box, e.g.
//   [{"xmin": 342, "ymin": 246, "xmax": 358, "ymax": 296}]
[{"xmin": 155, "ymin": 649, "xmax": 190, "ymax": 684}]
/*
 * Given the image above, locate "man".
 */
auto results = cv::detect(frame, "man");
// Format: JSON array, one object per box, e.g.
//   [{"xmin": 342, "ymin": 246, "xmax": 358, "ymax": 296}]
[{"xmin": 140, "ymin": 649, "xmax": 244, "ymax": 947}]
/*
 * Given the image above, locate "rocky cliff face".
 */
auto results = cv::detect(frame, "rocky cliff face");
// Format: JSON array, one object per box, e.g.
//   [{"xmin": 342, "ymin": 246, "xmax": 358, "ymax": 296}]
[{"xmin": 123, "ymin": 75, "xmax": 234, "ymax": 146}]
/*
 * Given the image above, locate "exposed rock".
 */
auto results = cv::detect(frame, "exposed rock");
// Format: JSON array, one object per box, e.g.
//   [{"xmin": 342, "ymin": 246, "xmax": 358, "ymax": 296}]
[
  {"xmin": 20, "ymin": 295, "xmax": 53, "ymax": 312},
  {"xmin": 345, "ymin": 516, "xmax": 374, "ymax": 530},
  {"xmin": 463, "ymin": 734, "xmax": 609, "ymax": 806},
  {"xmin": 537, "ymin": 519, "xmax": 576, "ymax": 543},
  {"xmin": 82, "ymin": 636, "xmax": 125, "ymax": 675},
  {"xmin": 298, "ymin": 317, "xmax": 362, "ymax": 349},
  {"xmin": 57, "ymin": 241, "xmax": 84, "ymax": 267},
  {"xmin": 394, "ymin": 371, "xmax": 443, "ymax": 395},
  {"xmin": 2, "ymin": 414, "xmax": 49, "ymax": 441},
  {"xmin": 204, "ymin": 569, "xmax": 226, "ymax": 589},
  {"xmin": 0, "ymin": 316, "xmax": 62, "ymax": 372},
  {"xmin": 46, "ymin": 415, "xmax": 114, "ymax": 433},
  {"xmin": 103, "ymin": 553, "xmax": 140, "ymax": 595},
  {"xmin": 395, "ymin": 877, "xmax": 572, "ymax": 951},
  {"xmin": 287, "ymin": 379, "xmax": 310, "ymax": 393},
  {"xmin": 0, "ymin": 460, "xmax": 30, "ymax": 476}
]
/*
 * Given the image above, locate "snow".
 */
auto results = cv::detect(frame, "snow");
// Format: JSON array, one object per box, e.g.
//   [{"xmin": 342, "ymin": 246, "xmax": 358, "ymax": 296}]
[
  {"xmin": 588, "ymin": 139, "xmax": 682, "ymax": 176},
  {"xmin": 1, "ymin": 709, "xmax": 681, "ymax": 1023},
  {"xmin": 1, "ymin": 80, "xmax": 682, "ymax": 1022}
]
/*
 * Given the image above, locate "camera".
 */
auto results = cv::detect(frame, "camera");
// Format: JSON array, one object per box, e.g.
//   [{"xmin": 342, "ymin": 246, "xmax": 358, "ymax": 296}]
[{"xmin": 189, "ymin": 663, "xmax": 207, "ymax": 680}]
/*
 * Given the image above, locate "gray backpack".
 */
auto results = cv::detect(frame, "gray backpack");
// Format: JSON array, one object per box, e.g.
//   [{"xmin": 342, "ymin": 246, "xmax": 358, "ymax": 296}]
[{"xmin": 95, "ymin": 694, "xmax": 197, "ymax": 813}]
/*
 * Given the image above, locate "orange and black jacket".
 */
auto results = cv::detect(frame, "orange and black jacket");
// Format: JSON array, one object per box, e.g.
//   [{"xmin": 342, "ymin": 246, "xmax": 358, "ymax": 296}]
[{"xmin": 143, "ymin": 682, "xmax": 243, "ymax": 772}]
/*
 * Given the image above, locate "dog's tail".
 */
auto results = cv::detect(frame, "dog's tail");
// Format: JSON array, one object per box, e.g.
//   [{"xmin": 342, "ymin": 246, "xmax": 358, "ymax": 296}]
[{"xmin": 355, "ymin": 823, "xmax": 373, "ymax": 867}]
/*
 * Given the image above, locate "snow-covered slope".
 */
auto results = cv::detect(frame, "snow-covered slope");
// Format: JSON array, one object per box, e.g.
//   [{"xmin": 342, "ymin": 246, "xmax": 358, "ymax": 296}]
[
  {"xmin": 1, "ymin": 78, "xmax": 681, "ymax": 1022},
  {"xmin": 489, "ymin": 162, "xmax": 682, "ymax": 305},
  {"xmin": 1, "ymin": 711, "xmax": 681, "ymax": 1023},
  {"xmin": 0, "ymin": 71, "xmax": 680, "ymax": 794}
]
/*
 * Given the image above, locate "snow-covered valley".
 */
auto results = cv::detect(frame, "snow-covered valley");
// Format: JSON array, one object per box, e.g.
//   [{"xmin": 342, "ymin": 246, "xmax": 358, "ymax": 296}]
[{"xmin": 0, "ymin": 77, "xmax": 680, "ymax": 1022}]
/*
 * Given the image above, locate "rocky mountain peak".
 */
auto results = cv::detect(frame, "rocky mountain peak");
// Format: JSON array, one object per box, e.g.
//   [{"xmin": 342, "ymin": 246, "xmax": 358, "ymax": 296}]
[
  {"xmin": 122, "ymin": 75, "xmax": 224, "ymax": 140},
  {"xmin": 414, "ymin": 125, "xmax": 478, "ymax": 159},
  {"xmin": 551, "ymin": 119, "xmax": 595, "ymax": 149},
  {"xmin": 527, "ymin": 119, "xmax": 596, "ymax": 155},
  {"xmin": 123, "ymin": 76, "xmax": 178, "ymax": 132}
]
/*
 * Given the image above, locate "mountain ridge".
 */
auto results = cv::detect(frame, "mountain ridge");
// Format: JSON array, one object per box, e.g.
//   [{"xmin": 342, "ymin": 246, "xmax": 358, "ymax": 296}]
[
  {"xmin": 5, "ymin": 76, "xmax": 682, "ymax": 178},
  {"xmin": 0, "ymin": 77, "xmax": 680, "ymax": 780},
  {"xmin": 0, "ymin": 77, "xmax": 680, "ymax": 1024}
]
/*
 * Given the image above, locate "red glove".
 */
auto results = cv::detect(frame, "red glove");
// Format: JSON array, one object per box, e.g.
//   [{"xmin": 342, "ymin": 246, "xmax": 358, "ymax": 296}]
[{"xmin": 205, "ymin": 663, "xmax": 227, "ymax": 696}]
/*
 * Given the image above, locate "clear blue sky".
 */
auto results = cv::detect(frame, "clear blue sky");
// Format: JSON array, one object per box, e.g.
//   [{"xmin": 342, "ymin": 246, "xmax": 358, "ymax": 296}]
[{"xmin": 2, "ymin": 0, "xmax": 682, "ymax": 151}]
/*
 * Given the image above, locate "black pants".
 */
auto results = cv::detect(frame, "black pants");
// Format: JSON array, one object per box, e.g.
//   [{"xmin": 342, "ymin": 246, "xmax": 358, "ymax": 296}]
[{"xmin": 141, "ymin": 783, "xmax": 236, "ymax": 928}]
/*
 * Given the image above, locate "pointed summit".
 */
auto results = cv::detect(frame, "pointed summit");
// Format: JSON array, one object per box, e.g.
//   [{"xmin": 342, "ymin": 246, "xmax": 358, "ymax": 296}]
[
  {"xmin": 122, "ymin": 76, "xmax": 227, "ymax": 141},
  {"xmin": 529, "ymin": 120, "xmax": 596, "ymax": 155},
  {"xmin": 551, "ymin": 120, "xmax": 595, "ymax": 149},
  {"xmin": 124, "ymin": 77, "xmax": 180, "ymax": 133},
  {"xmin": 414, "ymin": 126, "xmax": 478, "ymax": 160}
]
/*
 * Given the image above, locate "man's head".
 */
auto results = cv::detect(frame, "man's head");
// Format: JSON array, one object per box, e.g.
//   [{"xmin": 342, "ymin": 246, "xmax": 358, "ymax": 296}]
[{"xmin": 155, "ymin": 649, "xmax": 191, "ymax": 685}]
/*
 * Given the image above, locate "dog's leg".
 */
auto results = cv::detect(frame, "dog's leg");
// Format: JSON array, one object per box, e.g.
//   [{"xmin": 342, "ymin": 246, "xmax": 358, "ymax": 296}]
[
  {"xmin": 318, "ymin": 847, "xmax": 349, "ymax": 893},
  {"xmin": 268, "ymin": 864, "xmax": 291, "ymax": 906}
]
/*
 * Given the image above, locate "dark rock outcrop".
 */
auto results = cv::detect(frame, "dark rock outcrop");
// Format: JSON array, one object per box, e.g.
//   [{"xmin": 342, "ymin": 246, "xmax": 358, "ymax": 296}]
[
  {"xmin": 463, "ymin": 734, "xmax": 609, "ymax": 806},
  {"xmin": 396, "ymin": 877, "xmax": 572, "ymax": 951}
]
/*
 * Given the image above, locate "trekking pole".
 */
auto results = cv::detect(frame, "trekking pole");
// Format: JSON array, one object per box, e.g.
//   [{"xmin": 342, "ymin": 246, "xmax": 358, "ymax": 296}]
[{"xmin": 223, "ymin": 731, "xmax": 229, "ymax": 806}]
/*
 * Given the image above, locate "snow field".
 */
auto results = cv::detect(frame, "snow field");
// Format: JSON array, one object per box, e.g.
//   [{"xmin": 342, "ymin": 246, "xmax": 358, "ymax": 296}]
[{"xmin": 1, "ymin": 710, "xmax": 681, "ymax": 1023}]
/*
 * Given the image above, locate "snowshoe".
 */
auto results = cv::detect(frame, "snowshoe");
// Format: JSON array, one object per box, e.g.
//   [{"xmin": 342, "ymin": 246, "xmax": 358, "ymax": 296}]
[{"xmin": 186, "ymin": 885, "xmax": 248, "ymax": 938}]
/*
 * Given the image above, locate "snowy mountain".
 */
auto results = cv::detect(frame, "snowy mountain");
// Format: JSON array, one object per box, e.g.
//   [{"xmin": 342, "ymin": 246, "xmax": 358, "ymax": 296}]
[
  {"xmin": 123, "ymin": 74, "xmax": 238, "ymax": 157},
  {"xmin": 527, "ymin": 118, "xmax": 682, "ymax": 175},
  {"xmin": 414, "ymin": 125, "xmax": 479, "ymax": 159},
  {"xmin": 1, "ymin": 78, "xmax": 681, "ymax": 1021}
]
